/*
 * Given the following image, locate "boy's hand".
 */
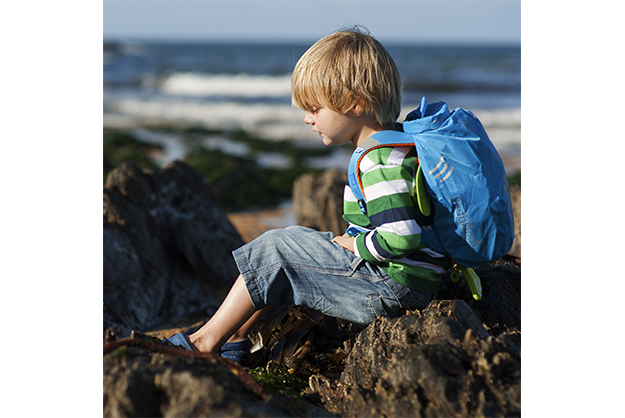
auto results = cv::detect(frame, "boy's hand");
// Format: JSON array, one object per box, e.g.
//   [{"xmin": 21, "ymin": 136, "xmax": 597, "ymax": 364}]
[{"xmin": 331, "ymin": 234, "xmax": 356, "ymax": 253}]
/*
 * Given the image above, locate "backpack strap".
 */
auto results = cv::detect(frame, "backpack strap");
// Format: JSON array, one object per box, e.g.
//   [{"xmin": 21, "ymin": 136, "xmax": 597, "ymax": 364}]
[{"xmin": 347, "ymin": 130, "xmax": 429, "ymax": 217}]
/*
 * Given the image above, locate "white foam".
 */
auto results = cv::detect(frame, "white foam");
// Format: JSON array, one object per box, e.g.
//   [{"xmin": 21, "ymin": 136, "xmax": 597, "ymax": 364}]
[
  {"xmin": 471, "ymin": 108, "xmax": 521, "ymax": 150},
  {"xmin": 104, "ymin": 95, "xmax": 318, "ymax": 142},
  {"xmin": 159, "ymin": 72, "xmax": 293, "ymax": 98},
  {"xmin": 104, "ymin": 96, "xmax": 520, "ymax": 174},
  {"xmin": 201, "ymin": 136, "xmax": 249, "ymax": 157},
  {"xmin": 256, "ymin": 153, "xmax": 293, "ymax": 169},
  {"xmin": 130, "ymin": 128, "xmax": 189, "ymax": 165}
]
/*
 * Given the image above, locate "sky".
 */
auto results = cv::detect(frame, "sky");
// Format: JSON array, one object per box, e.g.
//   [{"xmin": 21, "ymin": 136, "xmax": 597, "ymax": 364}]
[{"xmin": 103, "ymin": 0, "xmax": 521, "ymax": 45}]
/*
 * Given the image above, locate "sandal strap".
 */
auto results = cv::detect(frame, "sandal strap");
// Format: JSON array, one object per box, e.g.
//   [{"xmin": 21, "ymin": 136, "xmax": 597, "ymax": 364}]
[
  {"xmin": 164, "ymin": 333, "xmax": 194, "ymax": 351},
  {"xmin": 219, "ymin": 338, "xmax": 252, "ymax": 352}
]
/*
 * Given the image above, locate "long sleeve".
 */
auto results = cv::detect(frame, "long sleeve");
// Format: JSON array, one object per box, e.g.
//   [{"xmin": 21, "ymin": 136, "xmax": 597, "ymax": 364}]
[
  {"xmin": 342, "ymin": 145, "xmax": 451, "ymax": 293},
  {"xmin": 353, "ymin": 147, "xmax": 422, "ymax": 262}
]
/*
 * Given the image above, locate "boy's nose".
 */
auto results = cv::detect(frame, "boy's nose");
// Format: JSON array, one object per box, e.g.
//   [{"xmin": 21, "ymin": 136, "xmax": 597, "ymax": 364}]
[{"xmin": 304, "ymin": 111, "xmax": 313, "ymax": 124}]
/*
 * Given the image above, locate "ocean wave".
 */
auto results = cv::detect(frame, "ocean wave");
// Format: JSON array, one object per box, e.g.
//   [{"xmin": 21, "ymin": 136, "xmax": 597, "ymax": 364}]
[
  {"xmin": 105, "ymin": 96, "xmax": 520, "ymax": 147},
  {"xmin": 105, "ymin": 97, "xmax": 520, "ymax": 174},
  {"xmin": 153, "ymin": 71, "xmax": 519, "ymax": 109},
  {"xmin": 158, "ymin": 72, "xmax": 293, "ymax": 98},
  {"xmin": 104, "ymin": 95, "xmax": 309, "ymax": 139}
]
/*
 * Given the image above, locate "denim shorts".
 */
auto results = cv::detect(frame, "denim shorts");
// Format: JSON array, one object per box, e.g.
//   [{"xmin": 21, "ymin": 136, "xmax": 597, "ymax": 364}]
[{"xmin": 232, "ymin": 226, "xmax": 433, "ymax": 326}]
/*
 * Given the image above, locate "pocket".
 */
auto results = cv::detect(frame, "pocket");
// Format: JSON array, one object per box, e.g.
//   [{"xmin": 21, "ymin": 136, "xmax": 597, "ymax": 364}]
[
  {"xmin": 348, "ymin": 256, "xmax": 365, "ymax": 273},
  {"xmin": 349, "ymin": 257, "xmax": 389, "ymax": 282}
]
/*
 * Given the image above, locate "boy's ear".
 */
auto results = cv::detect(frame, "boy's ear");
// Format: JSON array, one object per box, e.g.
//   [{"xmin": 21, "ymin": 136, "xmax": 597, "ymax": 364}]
[{"xmin": 350, "ymin": 96, "xmax": 366, "ymax": 116}]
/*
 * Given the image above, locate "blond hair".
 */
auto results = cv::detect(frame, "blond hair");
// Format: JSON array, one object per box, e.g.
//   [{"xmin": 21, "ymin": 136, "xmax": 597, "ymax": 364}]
[{"xmin": 291, "ymin": 27, "xmax": 402, "ymax": 125}]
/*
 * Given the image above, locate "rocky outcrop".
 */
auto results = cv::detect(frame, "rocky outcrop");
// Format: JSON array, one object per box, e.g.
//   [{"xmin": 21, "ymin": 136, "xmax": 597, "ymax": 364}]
[
  {"xmin": 103, "ymin": 161, "xmax": 244, "ymax": 339},
  {"xmin": 103, "ymin": 339, "xmax": 296, "ymax": 417},
  {"xmin": 102, "ymin": 259, "xmax": 520, "ymax": 418},
  {"xmin": 308, "ymin": 260, "xmax": 521, "ymax": 417},
  {"xmin": 293, "ymin": 169, "xmax": 347, "ymax": 237},
  {"xmin": 313, "ymin": 303, "xmax": 520, "ymax": 417},
  {"xmin": 103, "ymin": 163, "xmax": 521, "ymax": 417}
]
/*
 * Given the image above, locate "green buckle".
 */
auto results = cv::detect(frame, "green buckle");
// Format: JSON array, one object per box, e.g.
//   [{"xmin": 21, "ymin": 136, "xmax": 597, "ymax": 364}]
[
  {"xmin": 451, "ymin": 265, "xmax": 482, "ymax": 301},
  {"xmin": 415, "ymin": 164, "xmax": 431, "ymax": 216}
]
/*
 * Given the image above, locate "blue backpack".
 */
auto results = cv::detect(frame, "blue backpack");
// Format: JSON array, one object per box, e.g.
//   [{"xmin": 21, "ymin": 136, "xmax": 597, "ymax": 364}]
[{"xmin": 347, "ymin": 97, "xmax": 515, "ymax": 299}]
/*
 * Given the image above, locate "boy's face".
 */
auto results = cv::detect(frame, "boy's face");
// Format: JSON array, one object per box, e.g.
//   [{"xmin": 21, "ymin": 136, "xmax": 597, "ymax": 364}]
[{"xmin": 304, "ymin": 106, "xmax": 364, "ymax": 147}]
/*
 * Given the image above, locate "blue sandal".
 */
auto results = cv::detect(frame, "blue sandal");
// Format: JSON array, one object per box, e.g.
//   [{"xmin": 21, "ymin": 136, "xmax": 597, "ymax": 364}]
[
  {"xmin": 218, "ymin": 338, "xmax": 252, "ymax": 365},
  {"xmin": 165, "ymin": 333, "xmax": 252, "ymax": 365},
  {"xmin": 164, "ymin": 333, "xmax": 195, "ymax": 351}
]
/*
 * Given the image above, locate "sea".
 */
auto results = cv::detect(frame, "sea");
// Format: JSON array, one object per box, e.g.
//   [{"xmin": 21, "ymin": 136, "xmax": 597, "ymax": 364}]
[{"xmin": 103, "ymin": 41, "xmax": 520, "ymax": 175}]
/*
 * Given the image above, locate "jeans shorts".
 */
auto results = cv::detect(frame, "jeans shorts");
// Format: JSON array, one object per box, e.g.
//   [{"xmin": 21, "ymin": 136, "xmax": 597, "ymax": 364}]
[{"xmin": 232, "ymin": 226, "xmax": 433, "ymax": 326}]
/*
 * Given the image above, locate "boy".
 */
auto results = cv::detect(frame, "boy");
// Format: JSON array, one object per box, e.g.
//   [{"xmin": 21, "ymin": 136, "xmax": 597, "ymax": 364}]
[{"xmin": 165, "ymin": 28, "xmax": 451, "ymax": 363}]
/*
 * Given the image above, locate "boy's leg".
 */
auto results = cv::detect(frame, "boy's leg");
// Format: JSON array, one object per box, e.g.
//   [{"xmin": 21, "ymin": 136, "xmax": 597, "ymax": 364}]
[
  {"xmin": 227, "ymin": 306, "xmax": 271, "ymax": 343},
  {"xmin": 187, "ymin": 274, "xmax": 269, "ymax": 354},
  {"xmin": 186, "ymin": 225, "xmax": 432, "ymax": 353},
  {"xmin": 234, "ymin": 226, "xmax": 433, "ymax": 326}
]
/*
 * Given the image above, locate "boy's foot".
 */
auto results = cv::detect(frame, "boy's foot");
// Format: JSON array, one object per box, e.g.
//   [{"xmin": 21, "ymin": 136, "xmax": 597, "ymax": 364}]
[
  {"xmin": 162, "ymin": 333, "xmax": 252, "ymax": 365},
  {"xmin": 218, "ymin": 338, "xmax": 252, "ymax": 365}
]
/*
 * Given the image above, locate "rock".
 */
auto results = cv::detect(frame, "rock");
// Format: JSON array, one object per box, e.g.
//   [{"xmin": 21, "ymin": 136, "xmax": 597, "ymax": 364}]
[
  {"xmin": 316, "ymin": 300, "xmax": 520, "ymax": 417},
  {"xmin": 103, "ymin": 161, "xmax": 244, "ymax": 339},
  {"xmin": 102, "ymin": 162, "xmax": 522, "ymax": 416},
  {"xmin": 293, "ymin": 170, "xmax": 347, "ymax": 237},
  {"xmin": 103, "ymin": 340, "xmax": 295, "ymax": 417},
  {"xmin": 422, "ymin": 299, "xmax": 490, "ymax": 340},
  {"xmin": 437, "ymin": 260, "xmax": 521, "ymax": 335},
  {"xmin": 307, "ymin": 259, "xmax": 521, "ymax": 417},
  {"xmin": 509, "ymin": 184, "xmax": 521, "ymax": 257}
]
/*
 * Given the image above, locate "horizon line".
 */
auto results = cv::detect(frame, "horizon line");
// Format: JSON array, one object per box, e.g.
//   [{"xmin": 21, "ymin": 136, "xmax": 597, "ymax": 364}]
[{"xmin": 103, "ymin": 36, "xmax": 521, "ymax": 47}]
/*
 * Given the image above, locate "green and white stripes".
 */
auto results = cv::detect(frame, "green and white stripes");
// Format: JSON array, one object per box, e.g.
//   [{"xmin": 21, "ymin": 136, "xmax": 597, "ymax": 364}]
[{"xmin": 343, "ymin": 145, "xmax": 450, "ymax": 293}]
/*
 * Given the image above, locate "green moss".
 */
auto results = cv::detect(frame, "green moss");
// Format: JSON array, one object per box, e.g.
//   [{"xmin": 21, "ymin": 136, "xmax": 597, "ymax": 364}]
[
  {"xmin": 181, "ymin": 126, "xmax": 225, "ymax": 136},
  {"xmin": 109, "ymin": 346, "xmax": 129, "ymax": 358},
  {"xmin": 103, "ymin": 128, "xmax": 161, "ymax": 183},
  {"xmin": 248, "ymin": 364, "xmax": 308, "ymax": 399},
  {"xmin": 103, "ymin": 127, "xmax": 330, "ymax": 209},
  {"xmin": 229, "ymin": 129, "xmax": 336, "ymax": 160},
  {"xmin": 183, "ymin": 144, "xmax": 322, "ymax": 210}
]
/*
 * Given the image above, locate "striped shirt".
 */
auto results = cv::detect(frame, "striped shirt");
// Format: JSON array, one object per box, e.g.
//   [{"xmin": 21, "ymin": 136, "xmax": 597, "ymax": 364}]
[{"xmin": 343, "ymin": 144, "xmax": 451, "ymax": 294}]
